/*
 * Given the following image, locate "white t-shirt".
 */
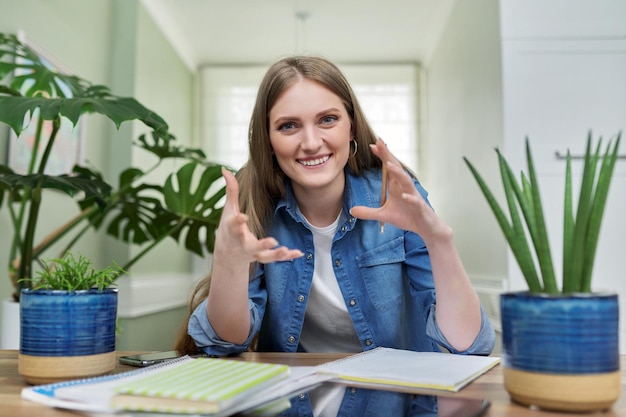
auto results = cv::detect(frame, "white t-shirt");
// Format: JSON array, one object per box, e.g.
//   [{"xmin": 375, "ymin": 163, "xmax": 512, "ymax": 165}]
[
  {"xmin": 299, "ymin": 212, "xmax": 362, "ymax": 353},
  {"xmin": 299, "ymin": 212, "xmax": 360, "ymax": 416}
]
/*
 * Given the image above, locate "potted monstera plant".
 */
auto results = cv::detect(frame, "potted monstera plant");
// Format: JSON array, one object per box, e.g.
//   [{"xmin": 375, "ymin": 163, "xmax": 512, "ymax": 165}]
[
  {"xmin": 0, "ymin": 32, "xmax": 227, "ymax": 376},
  {"xmin": 464, "ymin": 132, "xmax": 621, "ymax": 412}
]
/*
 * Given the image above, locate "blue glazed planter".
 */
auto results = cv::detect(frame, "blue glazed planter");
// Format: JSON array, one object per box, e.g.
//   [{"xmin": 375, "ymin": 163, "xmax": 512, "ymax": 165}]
[
  {"xmin": 501, "ymin": 291, "xmax": 619, "ymax": 374},
  {"xmin": 500, "ymin": 291, "xmax": 621, "ymax": 412},
  {"xmin": 20, "ymin": 288, "xmax": 118, "ymax": 356},
  {"xmin": 18, "ymin": 288, "xmax": 118, "ymax": 384}
]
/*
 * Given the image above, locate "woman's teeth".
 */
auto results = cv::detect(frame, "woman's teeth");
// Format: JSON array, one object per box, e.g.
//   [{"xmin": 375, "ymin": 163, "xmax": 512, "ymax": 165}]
[{"xmin": 299, "ymin": 155, "xmax": 330, "ymax": 166}]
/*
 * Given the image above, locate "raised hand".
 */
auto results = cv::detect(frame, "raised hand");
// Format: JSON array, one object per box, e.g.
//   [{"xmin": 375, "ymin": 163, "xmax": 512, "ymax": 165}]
[
  {"xmin": 350, "ymin": 139, "xmax": 452, "ymax": 242},
  {"xmin": 215, "ymin": 168, "xmax": 303, "ymax": 265}
]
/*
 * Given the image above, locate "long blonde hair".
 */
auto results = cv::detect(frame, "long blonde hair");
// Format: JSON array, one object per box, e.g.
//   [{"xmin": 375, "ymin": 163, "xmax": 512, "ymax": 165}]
[{"xmin": 175, "ymin": 56, "xmax": 382, "ymax": 353}]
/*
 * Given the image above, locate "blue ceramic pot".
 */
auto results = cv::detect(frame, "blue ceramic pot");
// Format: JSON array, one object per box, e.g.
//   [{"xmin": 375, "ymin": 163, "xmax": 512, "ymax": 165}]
[
  {"xmin": 500, "ymin": 291, "xmax": 619, "ymax": 374},
  {"xmin": 20, "ymin": 288, "xmax": 118, "ymax": 356}
]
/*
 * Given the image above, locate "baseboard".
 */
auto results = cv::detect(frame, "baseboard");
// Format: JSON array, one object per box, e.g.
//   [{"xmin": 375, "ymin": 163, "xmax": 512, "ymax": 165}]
[{"xmin": 116, "ymin": 273, "xmax": 201, "ymax": 318}]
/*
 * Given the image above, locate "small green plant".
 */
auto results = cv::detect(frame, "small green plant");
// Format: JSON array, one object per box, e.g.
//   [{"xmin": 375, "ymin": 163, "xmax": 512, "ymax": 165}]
[
  {"xmin": 30, "ymin": 252, "xmax": 124, "ymax": 291},
  {"xmin": 464, "ymin": 132, "xmax": 621, "ymax": 294}
]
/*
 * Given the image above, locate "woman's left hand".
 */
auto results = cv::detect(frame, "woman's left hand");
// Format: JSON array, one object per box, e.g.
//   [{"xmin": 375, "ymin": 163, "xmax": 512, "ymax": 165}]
[{"xmin": 350, "ymin": 139, "xmax": 451, "ymax": 241}]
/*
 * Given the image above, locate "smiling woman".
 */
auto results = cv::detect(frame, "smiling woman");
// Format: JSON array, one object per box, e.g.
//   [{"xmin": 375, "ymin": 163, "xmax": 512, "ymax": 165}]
[{"xmin": 177, "ymin": 55, "xmax": 495, "ymax": 416}]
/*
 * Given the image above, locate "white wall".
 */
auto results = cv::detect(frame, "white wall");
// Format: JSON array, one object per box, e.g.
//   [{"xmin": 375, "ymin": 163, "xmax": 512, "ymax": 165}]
[{"xmin": 425, "ymin": 0, "xmax": 506, "ymax": 328}]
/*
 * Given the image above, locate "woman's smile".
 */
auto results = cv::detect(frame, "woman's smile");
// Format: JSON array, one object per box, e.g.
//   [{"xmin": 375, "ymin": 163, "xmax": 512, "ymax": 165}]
[{"xmin": 298, "ymin": 154, "xmax": 331, "ymax": 167}]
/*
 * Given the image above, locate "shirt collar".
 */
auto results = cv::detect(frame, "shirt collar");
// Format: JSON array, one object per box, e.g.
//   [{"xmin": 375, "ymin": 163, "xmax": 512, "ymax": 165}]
[{"xmin": 275, "ymin": 168, "xmax": 380, "ymax": 220}]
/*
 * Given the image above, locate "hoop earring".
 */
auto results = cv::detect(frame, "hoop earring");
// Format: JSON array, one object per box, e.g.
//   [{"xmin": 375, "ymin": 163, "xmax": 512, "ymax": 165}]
[{"xmin": 350, "ymin": 140, "xmax": 358, "ymax": 158}]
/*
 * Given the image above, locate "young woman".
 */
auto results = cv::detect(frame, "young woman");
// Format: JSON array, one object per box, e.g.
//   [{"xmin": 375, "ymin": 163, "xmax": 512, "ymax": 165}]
[{"xmin": 177, "ymin": 55, "xmax": 494, "ymax": 358}]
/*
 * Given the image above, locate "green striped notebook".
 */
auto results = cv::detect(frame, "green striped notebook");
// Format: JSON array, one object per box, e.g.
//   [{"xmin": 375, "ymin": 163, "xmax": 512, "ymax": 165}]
[{"xmin": 110, "ymin": 357, "xmax": 290, "ymax": 414}]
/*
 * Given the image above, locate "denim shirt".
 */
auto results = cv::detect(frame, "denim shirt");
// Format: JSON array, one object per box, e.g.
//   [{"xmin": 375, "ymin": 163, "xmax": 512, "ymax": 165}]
[{"xmin": 188, "ymin": 168, "xmax": 495, "ymax": 357}]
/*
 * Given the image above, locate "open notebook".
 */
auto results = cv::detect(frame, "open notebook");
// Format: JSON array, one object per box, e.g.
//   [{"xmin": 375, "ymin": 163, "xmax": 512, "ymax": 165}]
[
  {"xmin": 21, "ymin": 355, "xmax": 330, "ymax": 415},
  {"xmin": 316, "ymin": 347, "xmax": 500, "ymax": 392}
]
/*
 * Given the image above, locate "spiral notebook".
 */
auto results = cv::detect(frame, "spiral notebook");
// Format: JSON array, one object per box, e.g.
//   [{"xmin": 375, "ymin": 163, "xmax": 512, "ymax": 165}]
[
  {"xmin": 21, "ymin": 355, "xmax": 323, "ymax": 415},
  {"xmin": 316, "ymin": 347, "xmax": 500, "ymax": 392}
]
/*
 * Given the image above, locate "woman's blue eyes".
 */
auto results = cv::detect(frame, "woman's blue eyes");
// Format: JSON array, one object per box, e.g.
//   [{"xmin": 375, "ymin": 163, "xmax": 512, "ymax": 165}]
[{"xmin": 277, "ymin": 115, "xmax": 338, "ymax": 132}]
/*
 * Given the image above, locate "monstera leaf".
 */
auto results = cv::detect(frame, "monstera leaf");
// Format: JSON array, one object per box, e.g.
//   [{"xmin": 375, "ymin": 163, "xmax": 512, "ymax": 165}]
[
  {"xmin": 162, "ymin": 162, "xmax": 226, "ymax": 256},
  {"xmin": 0, "ymin": 94, "xmax": 168, "ymax": 137},
  {"xmin": 0, "ymin": 165, "xmax": 112, "ymax": 207},
  {"xmin": 87, "ymin": 162, "xmax": 226, "ymax": 270}
]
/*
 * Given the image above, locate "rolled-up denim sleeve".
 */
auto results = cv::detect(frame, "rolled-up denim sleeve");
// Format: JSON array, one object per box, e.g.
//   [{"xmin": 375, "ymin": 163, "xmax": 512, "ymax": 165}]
[
  {"xmin": 187, "ymin": 298, "xmax": 261, "ymax": 356},
  {"xmin": 425, "ymin": 304, "xmax": 496, "ymax": 355}
]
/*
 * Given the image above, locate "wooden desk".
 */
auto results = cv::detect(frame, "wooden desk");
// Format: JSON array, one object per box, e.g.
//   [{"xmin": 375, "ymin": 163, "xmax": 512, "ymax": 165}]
[{"xmin": 1, "ymin": 350, "xmax": 625, "ymax": 416}]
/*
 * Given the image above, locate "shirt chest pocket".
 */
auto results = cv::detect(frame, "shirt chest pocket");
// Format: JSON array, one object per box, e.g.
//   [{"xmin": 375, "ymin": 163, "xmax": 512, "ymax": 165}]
[
  {"xmin": 264, "ymin": 262, "xmax": 297, "ymax": 306},
  {"xmin": 356, "ymin": 236, "xmax": 406, "ymax": 311}
]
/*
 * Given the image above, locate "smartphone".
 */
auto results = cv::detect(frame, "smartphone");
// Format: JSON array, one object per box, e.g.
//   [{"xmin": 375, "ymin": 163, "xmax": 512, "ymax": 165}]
[{"xmin": 119, "ymin": 350, "xmax": 208, "ymax": 367}]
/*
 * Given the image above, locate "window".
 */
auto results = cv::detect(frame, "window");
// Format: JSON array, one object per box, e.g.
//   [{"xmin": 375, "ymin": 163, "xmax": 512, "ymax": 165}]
[{"xmin": 199, "ymin": 63, "xmax": 419, "ymax": 172}]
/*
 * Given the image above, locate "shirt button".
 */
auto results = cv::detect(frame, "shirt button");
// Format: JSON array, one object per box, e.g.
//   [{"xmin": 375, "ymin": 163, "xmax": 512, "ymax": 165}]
[
  {"xmin": 297, "ymin": 294, "xmax": 305, "ymax": 302},
  {"xmin": 288, "ymin": 335, "xmax": 296, "ymax": 344},
  {"xmin": 334, "ymin": 259, "xmax": 341, "ymax": 267},
  {"xmin": 349, "ymin": 217, "xmax": 355, "ymax": 223},
  {"xmin": 341, "ymin": 225, "xmax": 347, "ymax": 232},
  {"xmin": 299, "ymin": 393, "xmax": 306, "ymax": 399},
  {"xmin": 365, "ymin": 339, "xmax": 372, "ymax": 346},
  {"xmin": 349, "ymin": 299, "xmax": 356, "ymax": 306},
  {"xmin": 306, "ymin": 253, "xmax": 313, "ymax": 260},
  {"xmin": 350, "ymin": 387, "xmax": 357, "ymax": 394}
]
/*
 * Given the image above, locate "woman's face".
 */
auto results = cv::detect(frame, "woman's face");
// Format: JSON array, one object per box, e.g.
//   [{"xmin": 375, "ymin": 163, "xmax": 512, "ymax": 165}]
[{"xmin": 268, "ymin": 79, "xmax": 352, "ymax": 197}]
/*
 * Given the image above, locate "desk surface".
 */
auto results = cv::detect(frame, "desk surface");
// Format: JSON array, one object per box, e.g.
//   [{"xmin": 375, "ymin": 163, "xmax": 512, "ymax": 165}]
[{"xmin": 1, "ymin": 350, "xmax": 625, "ymax": 417}]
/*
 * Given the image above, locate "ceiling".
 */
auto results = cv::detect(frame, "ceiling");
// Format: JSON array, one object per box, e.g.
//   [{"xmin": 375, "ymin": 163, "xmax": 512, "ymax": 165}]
[{"xmin": 141, "ymin": 0, "xmax": 457, "ymax": 70}]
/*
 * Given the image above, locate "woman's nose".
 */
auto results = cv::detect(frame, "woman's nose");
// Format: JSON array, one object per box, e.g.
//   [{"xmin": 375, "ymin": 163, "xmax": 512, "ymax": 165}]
[{"xmin": 300, "ymin": 126, "xmax": 323, "ymax": 150}]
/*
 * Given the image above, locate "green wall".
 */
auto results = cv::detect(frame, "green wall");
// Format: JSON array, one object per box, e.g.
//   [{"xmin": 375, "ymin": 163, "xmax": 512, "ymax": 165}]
[
  {"xmin": 116, "ymin": 306, "xmax": 189, "ymax": 351},
  {"xmin": 0, "ymin": 0, "xmax": 198, "ymax": 350}
]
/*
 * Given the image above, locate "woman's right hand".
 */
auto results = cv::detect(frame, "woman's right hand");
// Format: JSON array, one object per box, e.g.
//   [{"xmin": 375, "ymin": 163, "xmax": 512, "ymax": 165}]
[
  {"xmin": 215, "ymin": 167, "xmax": 303, "ymax": 266},
  {"xmin": 207, "ymin": 168, "xmax": 303, "ymax": 344}
]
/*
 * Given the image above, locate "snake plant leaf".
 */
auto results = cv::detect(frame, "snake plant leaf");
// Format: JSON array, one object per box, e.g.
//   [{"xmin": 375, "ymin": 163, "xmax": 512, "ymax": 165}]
[
  {"xmin": 466, "ymin": 132, "xmax": 620, "ymax": 295},
  {"xmin": 580, "ymin": 134, "xmax": 621, "ymax": 292},
  {"xmin": 523, "ymin": 139, "xmax": 558, "ymax": 293},
  {"xmin": 496, "ymin": 151, "xmax": 545, "ymax": 293},
  {"xmin": 567, "ymin": 136, "xmax": 601, "ymax": 292},
  {"xmin": 464, "ymin": 155, "xmax": 543, "ymax": 292},
  {"xmin": 562, "ymin": 150, "xmax": 574, "ymax": 292}
]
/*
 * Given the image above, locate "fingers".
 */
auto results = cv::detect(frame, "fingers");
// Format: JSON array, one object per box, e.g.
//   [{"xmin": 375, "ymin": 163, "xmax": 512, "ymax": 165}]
[
  {"xmin": 254, "ymin": 246, "xmax": 304, "ymax": 264},
  {"xmin": 370, "ymin": 138, "xmax": 399, "ymax": 166},
  {"xmin": 385, "ymin": 162, "xmax": 417, "ymax": 196},
  {"xmin": 221, "ymin": 167, "xmax": 240, "ymax": 214},
  {"xmin": 349, "ymin": 205, "xmax": 381, "ymax": 221}
]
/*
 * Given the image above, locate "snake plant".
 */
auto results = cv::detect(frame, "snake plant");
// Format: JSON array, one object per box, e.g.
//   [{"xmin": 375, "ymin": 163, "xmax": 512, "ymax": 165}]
[{"xmin": 464, "ymin": 132, "xmax": 621, "ymax": 294}]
